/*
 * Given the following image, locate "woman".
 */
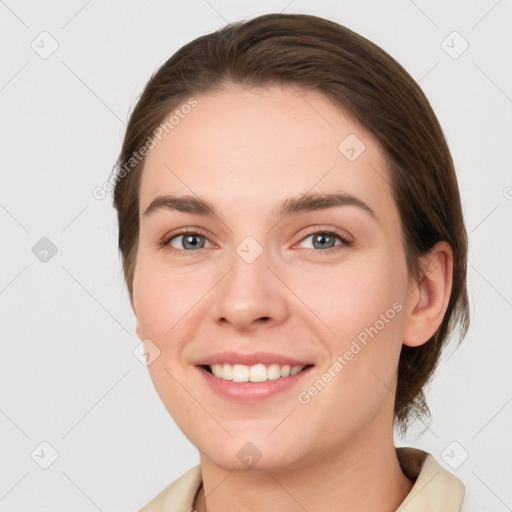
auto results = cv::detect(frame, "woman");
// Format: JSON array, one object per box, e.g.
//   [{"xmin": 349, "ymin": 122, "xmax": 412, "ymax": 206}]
[{"xmin": 112, "ymin": 13, "xmax": 470, "ymax": 511}]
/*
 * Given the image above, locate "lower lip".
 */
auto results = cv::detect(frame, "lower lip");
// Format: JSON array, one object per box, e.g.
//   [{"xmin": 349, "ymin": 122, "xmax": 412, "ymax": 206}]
[{"xmin": 197, "ymin": 366, "xmax": 314, "ymax": 402}]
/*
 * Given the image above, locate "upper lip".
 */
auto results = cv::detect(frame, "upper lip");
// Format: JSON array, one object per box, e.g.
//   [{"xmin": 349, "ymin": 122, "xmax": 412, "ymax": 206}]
[{"xmin": 194, "ymin": 351, "xmax": 314, "ymax": 367}]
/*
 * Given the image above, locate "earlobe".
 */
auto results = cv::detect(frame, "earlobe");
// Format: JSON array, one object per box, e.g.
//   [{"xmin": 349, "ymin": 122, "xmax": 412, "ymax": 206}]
[
  {"xmin": 135, "ymin": 322, "xmax": 143, "ymax": 340},
  {"xmin": 402, "ymin": 241, "xmax": 453, "ymax": 348},
  {"xmin": 130, "ymin": 291, "xmax": 142, "ymax": 340}
]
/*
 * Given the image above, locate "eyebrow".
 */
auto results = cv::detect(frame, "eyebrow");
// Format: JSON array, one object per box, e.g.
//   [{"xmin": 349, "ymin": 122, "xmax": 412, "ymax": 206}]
[{"xmin": 142, "ymin": 192, "xmax": 377, "ymax": 222}]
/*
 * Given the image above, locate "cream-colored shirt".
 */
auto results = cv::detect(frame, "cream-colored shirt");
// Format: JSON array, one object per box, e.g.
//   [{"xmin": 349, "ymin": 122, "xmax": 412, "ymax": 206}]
[{"xmin": 139, "ymin": 447, "xmax": 468, "ymax": 512}]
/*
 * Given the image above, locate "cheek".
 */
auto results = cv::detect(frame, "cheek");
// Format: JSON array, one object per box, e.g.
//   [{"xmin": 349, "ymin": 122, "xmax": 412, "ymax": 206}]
[
  {"xmin": 133, "ymin": 256, "xmax": 200, "ymax": 340},
  {"xmin": 133, "ymin": 261, "xmax": 203, "ymax": 432},
  {"xmin": 300, "ymin": 251, "xmax": 405, "ymax": 342},
  {"xmin": 295, "ymin": 251, "xmax": 406, "ymax": 407}
]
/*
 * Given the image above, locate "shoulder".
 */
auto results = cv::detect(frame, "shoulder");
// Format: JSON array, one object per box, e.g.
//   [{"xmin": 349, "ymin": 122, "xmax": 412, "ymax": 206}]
[{"xmin": 138, "ymin": 464, "xmax": 202, "ymax": 512}]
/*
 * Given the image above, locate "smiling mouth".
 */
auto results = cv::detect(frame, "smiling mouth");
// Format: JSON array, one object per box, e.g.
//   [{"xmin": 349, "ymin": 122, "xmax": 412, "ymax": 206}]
[{"xmin": 201, "ymin": 363, "xmax": 314, "ymax": 382}]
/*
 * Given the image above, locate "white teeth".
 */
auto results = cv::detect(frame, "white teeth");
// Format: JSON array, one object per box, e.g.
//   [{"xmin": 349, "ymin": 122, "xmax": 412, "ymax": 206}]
[
  {"xmin": 208, "ymin": 363, "xmax": 307, "ymax": 382},
  {"xmin": 290, "ymin": 365, "xmax": 303, "ymax": 376},
  {"xmin": 267, "ymin": 364, "xmax": 281, "ymax": 380},
  {"xmin": 232, "ymin": 364, "xmax": 249, "ymax": 382},
  {"xmin": 211, "ymin": 364, "xmax": 223, "ymax": 377},
  {"xmin": 249, "ymin": 364, "xmax": 267, "ymax": 382},
  {"xmin": 222, "ymin": 363, "xmax": 232, "ymax": 380}
]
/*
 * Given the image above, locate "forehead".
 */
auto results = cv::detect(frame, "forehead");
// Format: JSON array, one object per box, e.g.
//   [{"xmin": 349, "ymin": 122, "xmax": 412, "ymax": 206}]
[{"xmin": 139, "ymin": 85, "xmax": 395, "ymax": 223}]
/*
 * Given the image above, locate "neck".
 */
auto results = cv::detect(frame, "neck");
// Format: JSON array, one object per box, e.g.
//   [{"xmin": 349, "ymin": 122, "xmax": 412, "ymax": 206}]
[{"xmin": 193, "ymin": 411, "xmax": 414, "ymax": 512}]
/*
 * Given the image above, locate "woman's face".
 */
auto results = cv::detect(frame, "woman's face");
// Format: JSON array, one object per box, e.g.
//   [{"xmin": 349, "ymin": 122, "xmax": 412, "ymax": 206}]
[{"xmin": 132, "ymin": 85, "xmax": 415, "ymax": 470}]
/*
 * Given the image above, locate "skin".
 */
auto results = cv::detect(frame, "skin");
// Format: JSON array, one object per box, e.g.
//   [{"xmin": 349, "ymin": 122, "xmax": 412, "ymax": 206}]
[{"xmin": 131, "ymin": 84, "xmax": 453, "ymax": 512}]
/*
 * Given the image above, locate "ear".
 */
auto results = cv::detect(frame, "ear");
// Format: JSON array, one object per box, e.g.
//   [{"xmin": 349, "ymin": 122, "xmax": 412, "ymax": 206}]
[
  {"xmin": 130, "ymin": 291, "xmax": 143, "ymax": 341},
  {"xmin": 402, "ymin": 241, "xmax": 453, "ymax": 347}
]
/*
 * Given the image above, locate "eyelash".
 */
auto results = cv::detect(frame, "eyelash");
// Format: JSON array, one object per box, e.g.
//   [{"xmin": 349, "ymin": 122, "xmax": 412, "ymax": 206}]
[{"xmin": 158, "ymin": 227, "xmax": 353, "ymax": 256}]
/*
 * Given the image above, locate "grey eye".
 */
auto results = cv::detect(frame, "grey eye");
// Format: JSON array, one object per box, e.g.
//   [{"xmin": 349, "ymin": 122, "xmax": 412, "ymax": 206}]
[
  {"xmin": 169, "ymin": 233, "xmax": 210, "ymax": 250},
  {"xmin": 299, "ymin": 232, "xmax": 342, "ymax": 250}
]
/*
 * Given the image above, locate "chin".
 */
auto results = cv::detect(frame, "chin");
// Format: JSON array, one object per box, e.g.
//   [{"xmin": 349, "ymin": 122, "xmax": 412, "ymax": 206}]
[{"xmin": 196, "ymin": 436, "xmax": 310, "ymax": 474}]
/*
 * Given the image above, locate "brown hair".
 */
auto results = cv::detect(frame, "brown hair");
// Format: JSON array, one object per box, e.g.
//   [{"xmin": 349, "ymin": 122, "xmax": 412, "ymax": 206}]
[{"xmin": 112, "ymin": 13, "xmax": 469, "ymax": 434}]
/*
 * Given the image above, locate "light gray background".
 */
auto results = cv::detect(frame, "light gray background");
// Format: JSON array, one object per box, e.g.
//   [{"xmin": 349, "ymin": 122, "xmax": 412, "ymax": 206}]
[{"xmin": 1, "ymin": 0, "xmax": 511, "ymax": 511}]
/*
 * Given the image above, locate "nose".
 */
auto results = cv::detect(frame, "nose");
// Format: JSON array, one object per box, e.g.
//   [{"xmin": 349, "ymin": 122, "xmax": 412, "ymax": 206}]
[{"xmin": 209, "ymin": 246, "xmax": 289, "ymax": 332}]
